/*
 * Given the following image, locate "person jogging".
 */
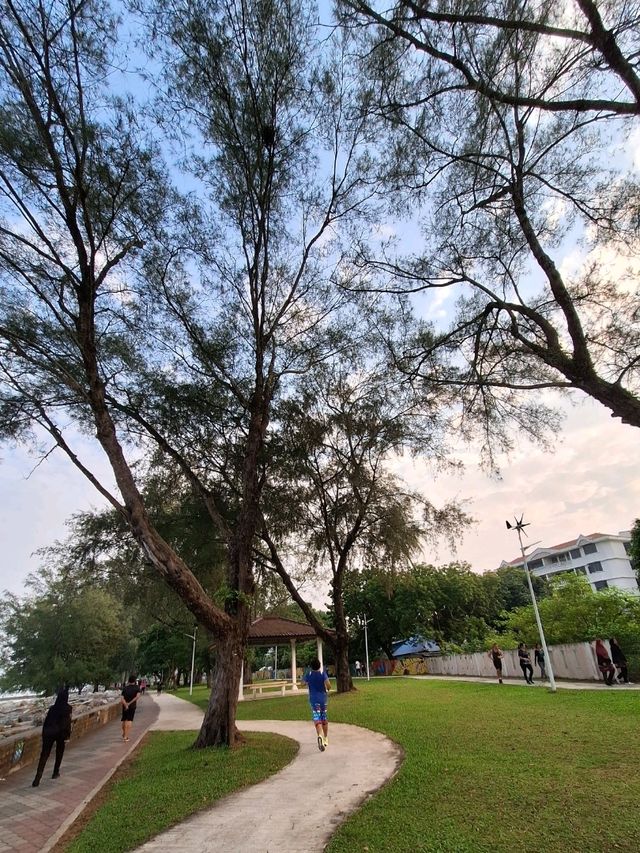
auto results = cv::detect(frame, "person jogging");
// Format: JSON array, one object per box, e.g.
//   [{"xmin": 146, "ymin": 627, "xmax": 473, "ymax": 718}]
[
  {"xmin": 518, "ymin": 643, "xmax": 535, "ymax": 684},
  {"xmin": 303, "ymin": 658, "xmax": 330, "ymax": 752}
]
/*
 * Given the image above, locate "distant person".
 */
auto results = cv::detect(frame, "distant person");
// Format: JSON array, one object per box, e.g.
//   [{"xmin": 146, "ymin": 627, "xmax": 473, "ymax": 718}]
[
  {"xmin": 354, "ymin": 660, "xmax": 362, "ymax": 677},
  {"xmin": 488, "ymin": 643, "xmax": 504, "ymax": 684},
  {"xmin": 302, "ymin": 657, "xmax": 330, "ymax": 752},
  {"xmin": 534, "ymin": 643, "xmax": 547, "ymax": 680},
  {"xmin": 518, "ymin": 643, "xmax": 534, "ymax": 684},
  {"xmin": 595, "ymin": 638, "xmax": 616, "ymax": 685},
  {"xmin": 156, "ymin": 679, "xmax": 164, "ymax": 694},
  {"xmin": 140, "ymin": 677, "xmax": 147, "ymax": 695},
  {"xmin": 32, "ymin": 687, "xmax": 72, "ymax": 787},
  {"xmin": 609, "ymin": 638, "xmax": 630, "ymax": 683},
  {"xmin": 121, "ymin": 674, "xmax": 142, "ymax": 741}
]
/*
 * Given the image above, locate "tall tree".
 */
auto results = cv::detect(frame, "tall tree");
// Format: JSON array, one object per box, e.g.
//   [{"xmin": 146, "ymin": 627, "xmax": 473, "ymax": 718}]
[
  {"xmin": 0, "ymin": 0, "xmax": 378, "ymax": 745},
  {"xmin": 342, "ymin": 0, "xmax": 640, "ymax": 116},
  {"xmin": 339, "ymin": 0, "xmax": 640, "ymax": 439},
  {"xmin": 258, "ymin": 350, "xmax": 469, "ymax": 691},
  {"xmin": 0, "ymin": 578, "xmax": 134, "ymax": 694}
]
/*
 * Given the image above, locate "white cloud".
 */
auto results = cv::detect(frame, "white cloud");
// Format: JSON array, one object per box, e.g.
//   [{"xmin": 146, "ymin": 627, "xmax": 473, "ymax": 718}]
[
  {"xmin": 389, "ymin": 394, "xmax": 640, "ymax": 571},
  {"xmin": 0, "ymin": 443, "xmax": 113, "ymax": 597}
]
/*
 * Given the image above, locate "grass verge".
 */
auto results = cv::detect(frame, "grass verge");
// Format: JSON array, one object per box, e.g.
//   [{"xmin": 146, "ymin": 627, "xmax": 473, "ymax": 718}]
[
  {"xmin": 63, "ymin": 729, "xmax": 298, "ymax": 853},
  {"xmin": 183, "ymin": 678, "xmax": 640, "ymax": 852}
]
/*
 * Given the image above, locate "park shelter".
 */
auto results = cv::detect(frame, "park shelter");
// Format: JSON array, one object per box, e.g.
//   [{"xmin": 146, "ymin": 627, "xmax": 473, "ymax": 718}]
[{"xmin": 239, "ymin": 616, "xmax": 329, "ymax": 700}]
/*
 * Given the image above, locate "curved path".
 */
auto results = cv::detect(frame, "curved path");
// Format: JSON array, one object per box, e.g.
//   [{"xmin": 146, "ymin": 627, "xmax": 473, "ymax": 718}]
[{"xmin": 134, "ymin": 692, "xmax": 402, "ymax": 853}]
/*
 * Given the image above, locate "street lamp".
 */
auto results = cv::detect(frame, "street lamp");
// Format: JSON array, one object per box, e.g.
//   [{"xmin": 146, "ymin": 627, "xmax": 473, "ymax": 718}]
[
  {"xmin": 506, "ymin": 516, "xmax": 556, "ymax": 692},
  {"xmin": 362, "ymin": 614, "xmax": 373, "ymax": 681},
  {"xmin": 185, "ymin": 625, "xmax": 198, "ymax": 696}
]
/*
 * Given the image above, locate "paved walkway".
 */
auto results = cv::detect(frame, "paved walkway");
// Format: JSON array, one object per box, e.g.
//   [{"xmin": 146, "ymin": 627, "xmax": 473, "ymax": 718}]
[
  {"xmin": 3, "ymin": 676, "xmax": 630, "ymax": 853},
  {"xmin": 0, "ymin": 695, "xmax": 159, "ymax": 853},
  {"xmin": 0, "ymin": 692, "xmax": 402, "ymax": 853},
  {"xmin": 135, "ymin": 693, "xmax": 402, "ymax": 853}
]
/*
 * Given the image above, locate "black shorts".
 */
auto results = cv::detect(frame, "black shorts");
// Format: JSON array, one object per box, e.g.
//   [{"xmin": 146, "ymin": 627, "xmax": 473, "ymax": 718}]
[{"xmin": 121, "ymin": 706, "xmax": 136, "ymax": 722}]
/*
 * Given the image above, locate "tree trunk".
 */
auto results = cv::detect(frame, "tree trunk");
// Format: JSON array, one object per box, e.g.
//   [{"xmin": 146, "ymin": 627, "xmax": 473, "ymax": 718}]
[
  {"xmin": 333, "ymin": 633, "xmax": 354, "ymax": 693},
  {"xmin": 193, "ymin": 631, "xmax": 244, "ymax": 748}
]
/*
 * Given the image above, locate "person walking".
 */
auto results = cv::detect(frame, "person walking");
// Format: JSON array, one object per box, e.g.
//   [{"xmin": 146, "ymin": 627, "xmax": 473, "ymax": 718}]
[
  {"xmin": 488, "ymin": 643, "xmax": 504, "ymax": 684},
  {"xmin": 518, "ymin": 643, "xmax": 535, "ymax": 684},
  {"xmin": 534, "ymin": 643, "xmax": 547, "ymax": 680},
  {"xmin": 121, "ymin": 674, "xmax": 142, "ymax": 741},
  {"xmin": 610, "ymin": 638, "xmax": 630, "ymax": 683},
  {"xmin": 302, "ymin": 657, "xmax": 331, "ymax": 752},
  {"xmin": 595, "ymin": 638, "xmax": 616, "ymax": 685},
  {"xmin": 354, "ymin": 660, "xmax": 362, "ymax": 677},
  {"xmin": 32, "ymin": 687, "xmax": 72, "ymax": 787}
]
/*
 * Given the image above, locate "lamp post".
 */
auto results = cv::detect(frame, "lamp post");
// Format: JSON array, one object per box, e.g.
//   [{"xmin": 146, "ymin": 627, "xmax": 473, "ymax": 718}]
[
  {"xmin": 185, "ymin": 625, "xmax": 198, "ymax": 696},
  {"xmin": 362, "ymin": 614, "xmax": 373, "ymax": 681},
  {"xmin": 506, "ymin": 516, "xmax": 556, "ymax": 692}
]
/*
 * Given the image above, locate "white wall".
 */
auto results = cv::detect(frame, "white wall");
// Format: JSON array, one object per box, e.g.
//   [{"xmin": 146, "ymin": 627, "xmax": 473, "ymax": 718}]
[{"xmin": 425, "ymin": 641, "xmax": 603, "ymax": 681}]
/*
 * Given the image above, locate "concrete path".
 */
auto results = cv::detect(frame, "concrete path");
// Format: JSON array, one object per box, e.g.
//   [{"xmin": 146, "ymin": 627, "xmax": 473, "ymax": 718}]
[
  {"xmin": 0, "ymin": 694, "xmax": 159, "ymax": 853},
  {"xmin": 133, "ymin": 692, "xmax": 402, "ymax": 853}
]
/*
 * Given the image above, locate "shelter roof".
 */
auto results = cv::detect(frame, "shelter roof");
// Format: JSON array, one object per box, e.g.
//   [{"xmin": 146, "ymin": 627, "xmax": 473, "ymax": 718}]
[
  {"xmin": 391, "ymin": 636, "xmax": 440, "ymax": 658},
  {"xmin": 248, "ymin": 616, "xmax": 325, "ymax": 646}
]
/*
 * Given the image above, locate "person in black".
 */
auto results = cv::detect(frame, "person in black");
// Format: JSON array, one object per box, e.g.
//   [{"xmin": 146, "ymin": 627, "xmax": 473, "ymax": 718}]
[
  {"xmin": 534, "ymin": 643, "xmax": 546, "ymax": 680},
  {"xmin": 518, "ymin": 642, "xmax": 534, "ymax": 684},
  {"xmin": 595, "ymin": 638, "xmax": 616, "ymax": 685},
  {"xmin": 609, "ymin": 637, "xmax": 629, "ymax": 683},
  {"xmin": 32, "ymin": 687, "xmax": 72, "ymax": 787},
  {"xmin": 121, "ymin": 674, "xmax": 141, "ymax": 742},
  {"xmin": 487, "ymin": 643, "xmax": 504, "ymax": 684}
]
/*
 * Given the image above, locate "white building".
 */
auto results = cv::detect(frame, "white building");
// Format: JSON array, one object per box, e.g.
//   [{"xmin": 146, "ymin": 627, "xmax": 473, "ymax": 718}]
[{"xmin": 499, "ymin": 531, "xmax": 638, "ymax": 594}]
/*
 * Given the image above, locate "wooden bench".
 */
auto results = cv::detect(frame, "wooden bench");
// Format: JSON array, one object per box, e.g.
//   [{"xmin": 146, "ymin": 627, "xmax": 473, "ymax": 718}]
[{"xmin": 243, "ymin": 680, "xmax": 298, "ymax": 699}]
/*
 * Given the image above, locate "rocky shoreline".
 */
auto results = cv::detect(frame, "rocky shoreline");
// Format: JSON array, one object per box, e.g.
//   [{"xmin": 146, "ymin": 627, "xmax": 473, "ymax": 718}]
[{"xmin": 0, "ymin": 691, "xmax": 122, "ymax": 740}]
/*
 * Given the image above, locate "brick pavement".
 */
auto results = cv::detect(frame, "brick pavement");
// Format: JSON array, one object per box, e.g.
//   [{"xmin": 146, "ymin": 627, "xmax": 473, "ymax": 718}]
[{"xmin": 0, "ymin": 694, "xmax": 159, "ymax": 853}]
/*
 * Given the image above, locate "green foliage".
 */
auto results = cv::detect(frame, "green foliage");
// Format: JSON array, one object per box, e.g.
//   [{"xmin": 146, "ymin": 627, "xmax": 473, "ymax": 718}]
[
  {"xmin": 503, "ymin": 574, "xmax": 640, "ymax": 650},
  {"xmin": 344, "ymin": 562, "xmax": 523, "ymax": 656},
  {"xmin": 136, "ymin": 624, "xmax": 208, "ymax": 685},
  {"xmin": 629, "ymin": 519, "xmax": 640, "ymax": 585},
  {"xmin": 0, "ymin": 584, "xmax": 133, "ymax": 693}
]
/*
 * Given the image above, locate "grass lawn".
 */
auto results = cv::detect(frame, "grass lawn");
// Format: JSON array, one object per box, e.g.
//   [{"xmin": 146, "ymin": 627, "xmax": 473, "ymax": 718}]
[
  {"xmin": 63, "ymin": 729, "xmax": 298, "ymax": 853},
  {"xmin": 183, "ymin": 678, "xmax": 640, "ymax": 853}
]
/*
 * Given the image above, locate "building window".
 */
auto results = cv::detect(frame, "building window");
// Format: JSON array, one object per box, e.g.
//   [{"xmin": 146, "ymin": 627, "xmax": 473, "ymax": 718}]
[
  {"xmin": 583, "ymin": 543, "xmax": 598, "ymax": 555},
  {"xmin": 570, "ymin": 548, "xmax": 581, "ymax": 559},
  {"xmin": 550, "ymin": 553, "xmax": 569, "ymax": 564},
  {"xmin": 594, "ymin": 580, "xmax": 609, "ymax": 591},
  {"xmin": 624, "ymin": 542, "xmax": 631, "ymax": 554},
  {"xmin": 529, "ymin": 558, "xmax": 543, "ymax": 569},
  {"xmin": 575, "ymin": 566, "xmax": 586, "ymax": 575},
  {"xmin": 588, "ymin": 561, "xmax": 603, "ymax": 573}
]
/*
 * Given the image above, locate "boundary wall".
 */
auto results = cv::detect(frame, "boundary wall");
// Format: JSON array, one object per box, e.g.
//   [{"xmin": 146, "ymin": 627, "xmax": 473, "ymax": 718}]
[
  {"xmin": 0, "ymin": 699, "xmax": 121, "ymax": 779},
  {"xmin": 424, "ymin": 641, "xmax": 602, "ymax": 681}
]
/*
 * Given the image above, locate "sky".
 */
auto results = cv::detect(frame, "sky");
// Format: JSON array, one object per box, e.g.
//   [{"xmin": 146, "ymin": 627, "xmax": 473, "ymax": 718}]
[
  {"xmin": 393, "ymin": 394, "xmax": 639, "ymax": 571},
  {"xmin": 1, "ymin": 5, "xmax": 639, "ymax": 602},
  {"xmin": 1, "ymin": 388, "xmax": 638, "ymax": 599}
]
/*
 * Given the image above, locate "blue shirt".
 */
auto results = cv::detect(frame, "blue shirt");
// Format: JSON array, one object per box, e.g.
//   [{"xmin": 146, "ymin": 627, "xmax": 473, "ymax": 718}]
[{"xmin": 304, "ymin": 669, "xmax": 328, "ymax": 705}]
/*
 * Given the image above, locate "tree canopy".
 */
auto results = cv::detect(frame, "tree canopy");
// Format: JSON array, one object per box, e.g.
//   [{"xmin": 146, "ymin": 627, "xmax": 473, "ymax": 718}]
[
  {"xmin": 0, "ymin": 579, "xmax": 134, "ymax": 694},
  {"xmin": 340, "ymin": 0, "xmax": 640, "ymax": 445}
]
